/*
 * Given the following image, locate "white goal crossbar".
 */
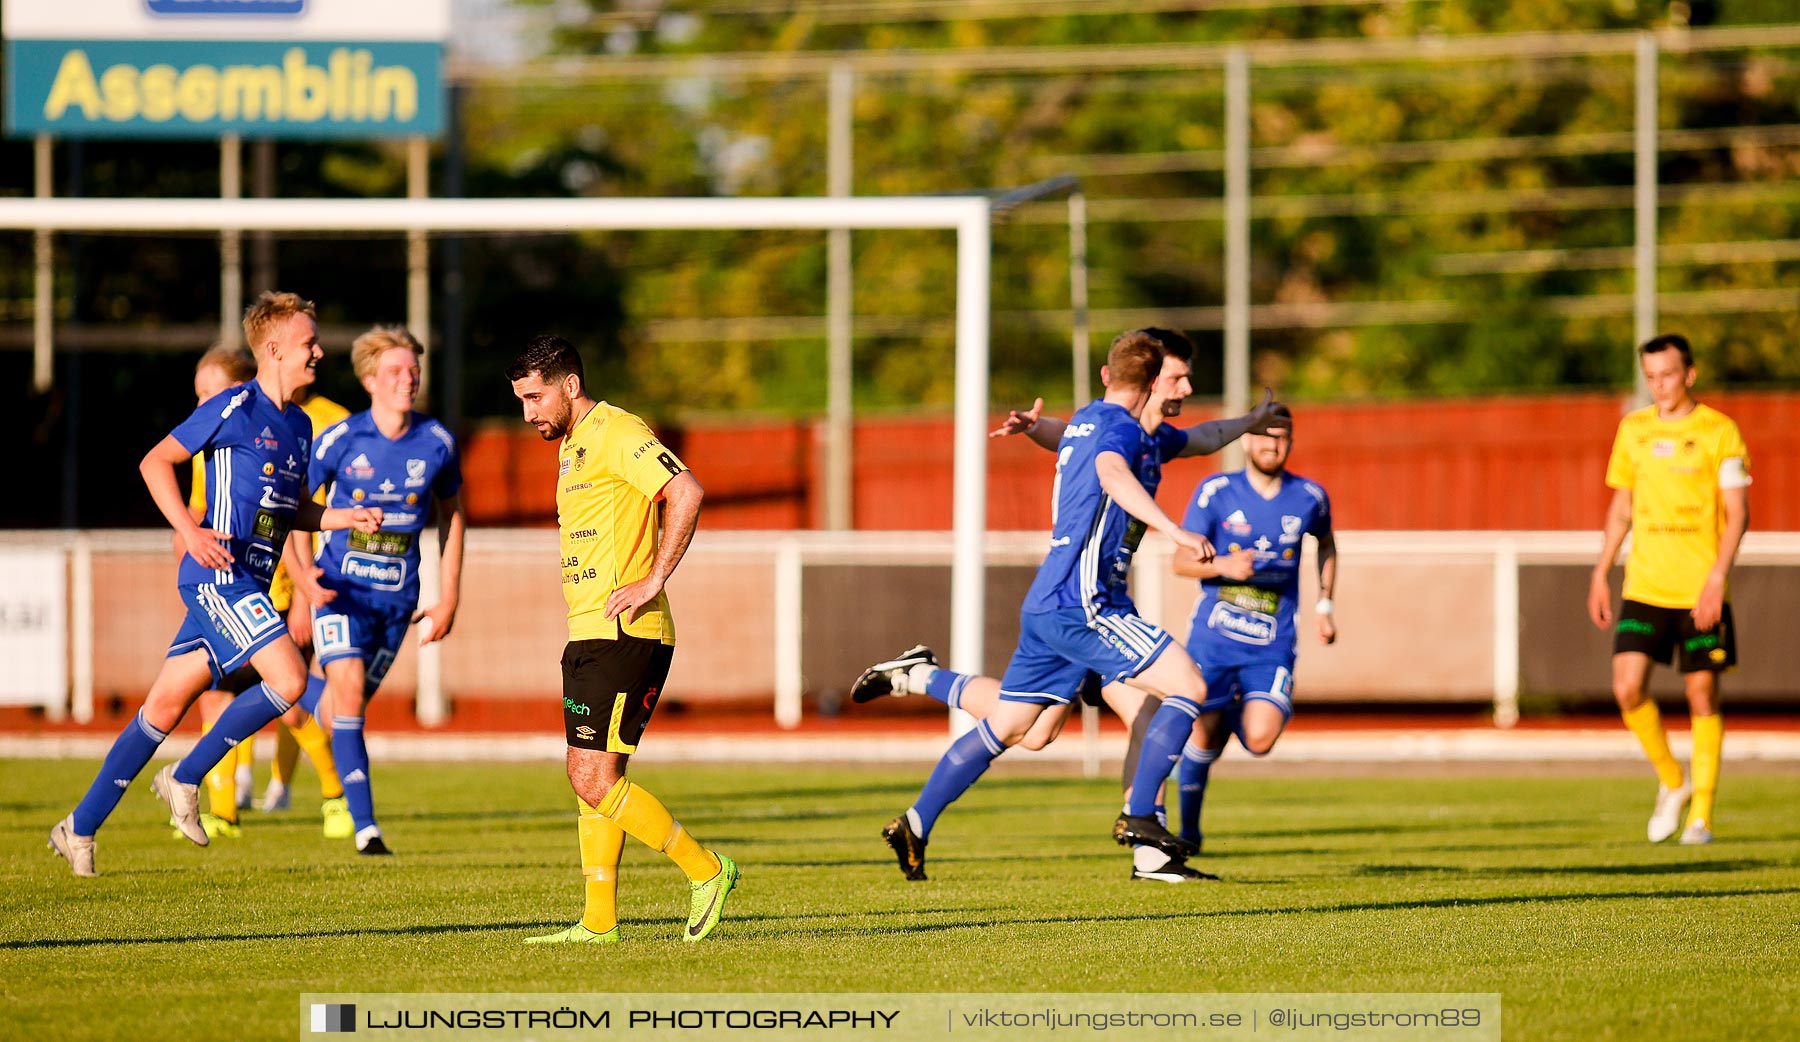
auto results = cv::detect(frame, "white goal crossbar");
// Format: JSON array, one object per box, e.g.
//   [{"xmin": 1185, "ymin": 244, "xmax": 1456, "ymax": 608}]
[{"xmin": 0, "ymin": 194, "xmax": 997, "ymax": 702}]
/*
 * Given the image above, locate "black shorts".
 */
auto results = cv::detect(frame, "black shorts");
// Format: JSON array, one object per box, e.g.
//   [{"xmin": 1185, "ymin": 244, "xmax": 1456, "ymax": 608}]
[
  {"xmin": 1614, "ymin": 599, "xmax": 1736, "ymax": 673},
  {"xmin": 1077, "ymin": 671, "xmax": 1105, "ymax": 708},
  {"xmin": 216, "ymin": 664, "xmax": 262, "ymax": 696},
  {"xmin": 561, "ymin": 636, "xmax": 673, "ymax": 753}
]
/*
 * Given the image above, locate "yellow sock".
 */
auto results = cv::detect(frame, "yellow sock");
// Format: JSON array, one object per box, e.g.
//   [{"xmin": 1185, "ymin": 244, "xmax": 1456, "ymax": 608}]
[
  {"xmin": 201, "ymin": 720, "xmax": 239, "ymax": 823},
  {"xmin": 273, "ymin": 721, "xmax": 301, "ymax": 787},
  {"xmin": 1687, "ymin": 713, "xmax": 1722, "ymax": 827},
  {"xmin": 289, "ymin": 715, "xmax": 343, "ymax": 798},
  {"xmin": 577, "ymin": 798, "xmax": 626, "ymax": 934},
  {"xmin": 1621, "ymin": 701, "xmax": 1685, "ymax": 790},
  {"xmin": 596, "ymin": 779, "xmax": 720, "ymax": 883},
  {"xmin": 236, "ymin": 731, "xmax": 256, "ymax": 772}
]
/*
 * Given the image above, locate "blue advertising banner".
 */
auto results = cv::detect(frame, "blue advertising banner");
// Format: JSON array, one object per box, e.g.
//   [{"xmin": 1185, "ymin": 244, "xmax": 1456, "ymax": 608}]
[{"xmin": 5, "ymin": 38, "xmax": 443, "ymax": 138}]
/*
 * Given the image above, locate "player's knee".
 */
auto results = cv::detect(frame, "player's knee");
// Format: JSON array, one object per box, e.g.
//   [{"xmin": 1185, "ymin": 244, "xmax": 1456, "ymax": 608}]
[
  {"xmin": 265, "ymin": 675, "xmax": 307, "ymax": 708},
  {"xmin": 1017, "ymin": 732, "xmax": 1054, "ymax": 752},
  {"xmin": 1610, "ymin": 679, "xmax": 1645, "ymax": 708},
  {"xmin": 1240, "ymin": 733, "xmax": 1277, "ymax": 757}
]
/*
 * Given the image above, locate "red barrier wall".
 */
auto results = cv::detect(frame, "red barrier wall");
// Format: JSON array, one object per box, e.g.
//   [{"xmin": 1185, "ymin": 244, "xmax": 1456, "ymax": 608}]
[{"xmin": 460, "ymin": 391, "xmax": 1800, "ymax": 531}]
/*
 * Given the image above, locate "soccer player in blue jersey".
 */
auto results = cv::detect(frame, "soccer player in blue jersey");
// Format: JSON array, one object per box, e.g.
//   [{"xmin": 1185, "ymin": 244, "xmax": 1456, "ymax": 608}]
[
  {"xmin": 290, "ymin": 325, "xmax": 466, "ymax": 855},
  {"xmin": 875, "ymin": 330, "xmax": 1255, "ymax": 881},
  {"xmin": 48, "ymin": 292, "xmax": 383, "ymax": 876},
  {"xmin": 1171, "ymin": 411, "xmax": 1336, "ymax": 852},
  {"xmin": 856, "ymin": 331, "xmax": 1284, "ymax": 880}
]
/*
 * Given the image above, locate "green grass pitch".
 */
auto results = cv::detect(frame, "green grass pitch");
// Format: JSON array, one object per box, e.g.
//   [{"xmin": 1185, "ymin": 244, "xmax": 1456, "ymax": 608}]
[{"xmin": 3, "ymin": 758, "xmax": 1797, "ymax": 1041}]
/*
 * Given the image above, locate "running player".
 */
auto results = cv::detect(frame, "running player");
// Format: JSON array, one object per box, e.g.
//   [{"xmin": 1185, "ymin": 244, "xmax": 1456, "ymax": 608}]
[
  {"xmin": 873, "ymin": 330, "xmax": 1222, "ymax": 881},
  {"xmin": 1588, "ymin": 334, "xmax": 1750, "ymax": 845},
  {"xmin": 1171, "ymin": 409, "xmax": 1336, "ymax": 854},
  {"xmin": 292, "ymin": 325, "xmax": 466, "ymax": 855},
  {"xmin": 184, "ymin": 348, "xmax": 352, "ymax": 840},
  {"xmin": 48, "ymin": 291, "xmax": 382, "ymax": 875},
  {"xmin": 508, "ymin": 335, "xmax": 738, "ymax": 944},
  {"xmin": 852, "ymin": 331, "xmax": 1285, "ymax": 880}
]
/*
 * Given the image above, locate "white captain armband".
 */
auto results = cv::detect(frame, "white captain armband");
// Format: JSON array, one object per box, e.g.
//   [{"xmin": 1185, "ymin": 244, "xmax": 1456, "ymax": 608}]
[{"xmin": 1718, "ymin": 457, "xmax": 1752, "ymax": 490}]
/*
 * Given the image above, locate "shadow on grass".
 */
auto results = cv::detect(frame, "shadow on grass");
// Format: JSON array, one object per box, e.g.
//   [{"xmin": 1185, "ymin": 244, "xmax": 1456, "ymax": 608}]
[{"xmin": 1353, "ymin": 858, "xmax": 1779, "ymax": 877}]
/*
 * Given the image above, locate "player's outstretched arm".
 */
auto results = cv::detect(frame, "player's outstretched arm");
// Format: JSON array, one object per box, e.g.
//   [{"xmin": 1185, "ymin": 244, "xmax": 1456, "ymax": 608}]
[
  {"xmin": 415, "ymin": 492, "xmax": 467, "ymax": 645},
  {"xmin": 989, "ymin": 398, "xmax": 1066, "ymax": 450},
  {"xmin": 605, "ymin": 472, "xmax": 704, "ymax": 623},
  {"xmin": 298, "ymin": 500, "xmax": 383, "ymax": 534},
  {"xmin": 1587, "ymin": 487, "xmax": 1633, "ymax": 629},
  {"xmin": 1176, "ymin": 388, "xmax": 1289, "ymax": 457},
  {"xmin": 1095, "ymin": 451, "xmax": 1213, "ymax": 562},
  {"xmin": 1173, "ymin": 545, "xmax": 1254, "ymax": 581},
  {"xmin": 142, "ymin": 435, "xmax": 232, "ymax": 570}
]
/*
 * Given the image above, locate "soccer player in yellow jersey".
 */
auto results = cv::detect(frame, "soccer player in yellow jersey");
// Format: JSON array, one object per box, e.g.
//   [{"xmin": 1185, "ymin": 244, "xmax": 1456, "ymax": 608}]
[
  {"xmin": 186, "ymin": 350, "xmax": 352, "ymax": 840},
  {"xmin": 1588, "ymin": 334, "xmax": 1750, "ymax": 846},
  {"xmin": 507, "ymin": 335, "xmax": 738, "ymax": 945}
]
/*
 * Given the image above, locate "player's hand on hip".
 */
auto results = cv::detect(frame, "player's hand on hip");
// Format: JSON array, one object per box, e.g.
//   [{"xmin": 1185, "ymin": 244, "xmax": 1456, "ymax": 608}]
[
  {"xmin": 291, "ymin": 563, "xmax": 336, "ymax": 606},
  {"xmin": 1585, "ymin": 572, "xmax": 1613, "ymax": 629},
  {"xmin": 604, "ymin": 577, "xmax": 664, "ymax": 623},
  {"xmin": 989, "ymin": 398, "xmax": 1044, "ymax": 438},
  {"xmin": 1691, "ymin": 577, "xmax": 1725, "ymax": 632},
  {"xmin": 1317, "ymin": 613, "xmax": 1337, "ymax": 645},
  {"xmin": 412, "ymin": 602, "xmax": 457, "ymax": 646},
  {"xmin": 1172, "ymin": 529, "xmax": 1215, "ymax": 564},
  {"xmin": 181, "ymin": 527, "xmax": 233, "ymax": 569}
]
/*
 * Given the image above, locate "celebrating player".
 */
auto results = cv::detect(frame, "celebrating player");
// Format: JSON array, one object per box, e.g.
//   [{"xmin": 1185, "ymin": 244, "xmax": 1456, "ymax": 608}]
[
  {"xmin": 853, "ymin": 330, "xmax": 1286, "ymax": 881},
  {"xmin": 286, "ymin": 325, "xmax": 467, "ymax": 855},
  {"xmin": 49, "ymin": 292, "xmax": 382, "ymax": 876},
  {"xmin": 871, "ymin": 330, "xmax": 1239, "ymax": 882},
  {"xmin": 1587, "ymin": 334, "xmax": 1750, "ymax": 845},
  {"xmin": 1171, "ymin": 409, "xmax": 1336, "ymax": 855},
  {"xmin": 508, "ymin": 335, "xmax": 738, "ymax": 944}
]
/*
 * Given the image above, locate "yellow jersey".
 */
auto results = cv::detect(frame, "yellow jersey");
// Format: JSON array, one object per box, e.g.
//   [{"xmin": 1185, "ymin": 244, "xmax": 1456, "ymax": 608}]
[
  {"xmin": 557, "ymin": 401, "xmax": 687, "ymax": 644},
  {"xmin": 188, "ymin": 392, "xmax": 351, "ymax": 611},
  {"xmin": 1605, "ymin": 402, "xmax": 1751, "ymax": 609}
]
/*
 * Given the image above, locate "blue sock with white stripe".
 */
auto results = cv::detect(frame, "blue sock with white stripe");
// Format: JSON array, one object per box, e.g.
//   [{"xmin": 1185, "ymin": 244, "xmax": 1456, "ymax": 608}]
[
  {"xmin": 332, "ymin": 717, "xmax": 376, "ymax": 833},
  {"xmin": 1126, "ymin": 696, "xmax": 1199, "ymax": 818},
  {"xmin": 908, "ymin": 720, "xmax": 1006, "ymax": 838},
  {"xmin": 924, "ymin": 669, "xmax": 972, "ymax": 709},
  {"xmin": 173, "ymin": 682, "xmax": 292, "ymax": 785},
  {"xmin": 71, "ymin": 711, "xmax": 168, "ymax": 836},
  {"xmin": 298, "ymin": 674, "xmax": 326, "ymax": 716},
  {"xmin": 1177, "ymin": 741, "xmax": 1220, "ymax": 843}
]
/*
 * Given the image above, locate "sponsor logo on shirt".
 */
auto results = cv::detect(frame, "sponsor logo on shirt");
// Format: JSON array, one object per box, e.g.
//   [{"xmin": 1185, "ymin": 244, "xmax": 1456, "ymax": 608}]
[
  {"xmin": 1063, "ymin": 422, "xmax": 1097, "ymax": 439},
  {"xmin": 347, "ymin": 453, "xmax": 375, "ymax": 480},
  {"xmin": 259, "ymin": 485, "xmax": 298, "ymax": 510},
  {"xmin": 1223, "ymin": 509, "xmax": 1252, "ymax": 536},
  {"xmin": 254, "ymin": 426, "xmax": 280, "ymax": 450},
  {"xmin": 219, "ymin": 388, "xmax": 251, "ymax": 419},
  {"xmin": 1208, "ymin": 601, "xmax": 1277, "ymax": 645},
  {"xmin": 341, "ymin": 552, "xmax": 407, "ymax": 591}
]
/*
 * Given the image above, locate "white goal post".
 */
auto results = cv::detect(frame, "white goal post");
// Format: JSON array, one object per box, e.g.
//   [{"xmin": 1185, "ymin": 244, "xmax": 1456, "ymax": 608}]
[{"xmin": 0, "ymin": 194, "xmax": 998, "ymax": 697}]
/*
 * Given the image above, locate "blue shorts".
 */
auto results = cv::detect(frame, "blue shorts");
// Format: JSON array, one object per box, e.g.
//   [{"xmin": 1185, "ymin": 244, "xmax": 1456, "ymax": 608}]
[
  {"xmin": 997, "ymin": 606, "xmax": 1173, "ymax": 705},
  {"xmin": 166, "ymin": 580, "xmax": 287, "ymax": 686},
  {"xmin": 312, "ymin": 592, "xmax": 413, "ymax": 696},
  {"xmin": 1199, "ymin": 661, "xmax": 1296, "ymax": 721}
]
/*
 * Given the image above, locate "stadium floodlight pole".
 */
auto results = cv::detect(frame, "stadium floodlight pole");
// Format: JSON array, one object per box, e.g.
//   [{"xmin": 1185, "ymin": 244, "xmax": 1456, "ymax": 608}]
[
  {"xmin": 1632, "ymin": 31, "xmax": 1658, "ymax": 407},
  {"xmin": 0, "ymin": 193, "xmax": 996, "ymax": 726}
]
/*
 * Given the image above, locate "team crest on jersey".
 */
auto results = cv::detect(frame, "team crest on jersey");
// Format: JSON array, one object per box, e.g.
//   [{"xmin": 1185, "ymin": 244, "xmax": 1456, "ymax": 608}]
[
  {"xmin": 231, "ymin": 592, "xmax": 281, "ymax": 636},
  {"xmin": 1223, "ymin": 509, "xmax": 1252, "ymax": 536},
  {"xmin": 1280, "ymin": 515, "xmax": 1304, "ymax": 543},
  {"xmin": 405, "ymin": 459, "xmax": 428, "ymax": 487}
]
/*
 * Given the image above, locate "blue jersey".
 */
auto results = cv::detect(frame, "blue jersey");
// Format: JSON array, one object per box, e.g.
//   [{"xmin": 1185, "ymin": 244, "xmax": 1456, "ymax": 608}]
[
  {"xmin": 1183, "ymin": 469, "xmax": 1332, "ymax": 667},
  {"xmin": 308, "ymin": 411, "xmax": 462, "ymax": 607},
  {"xmin": 1022, "ymin": 401, "xmax": 1187, "ymax": 616},
  {"xmin": 170, "ymin": 381, "xmax": 313, "ymax": 589}
]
